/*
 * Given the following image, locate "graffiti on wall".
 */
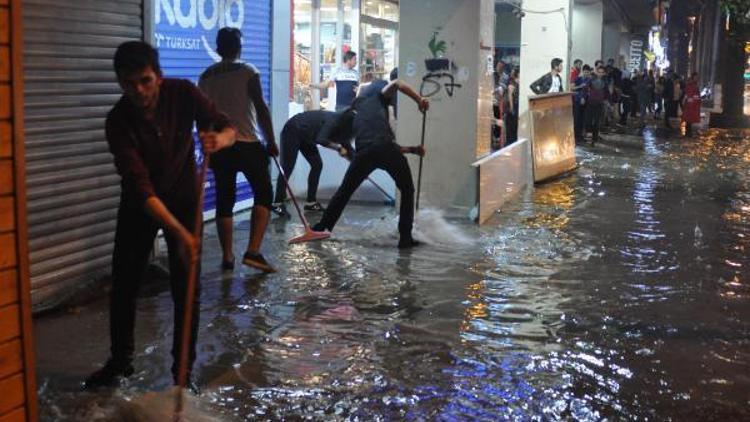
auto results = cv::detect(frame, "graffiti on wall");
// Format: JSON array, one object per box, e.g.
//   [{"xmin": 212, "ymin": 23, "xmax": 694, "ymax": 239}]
[{"xmin": 419, "ymin": 31, "xmax": 464, "ymax": 99}]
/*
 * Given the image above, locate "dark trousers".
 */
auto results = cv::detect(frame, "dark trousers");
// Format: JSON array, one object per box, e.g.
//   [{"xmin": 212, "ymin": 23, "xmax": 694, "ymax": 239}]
[
  {"xmin": 212, "ymin": 142, "xmax": 273, "ymax": 216},
  {"xmin": 504, "ymin": 112, "xmax": 518, "ymax": 145},
  {"xmin": 585, "ymin": 103, "xmax": 604, "ymax": 142},
  {"xmin": 573, "ymin": 101, "xmax": 586, "ymax": 141},
  {"xmin": 664, "ymin": 100, "xmax": 675, "ymax": 127},
  {"xmin": 619, "ymin": 97, "xmax": 632, "ymax": 124},
  {"xmin": 273, "ymin": 124, "xmax": 323, "ymax": 204},
  {"xmin": 318, "ymin": 143, "xmax": 414, "ymax": 237},
  {"xmin": 654, "ymin": 95, "xmax": 663, "ymax": 116},
  {"xmin": 110, "ymin": 194, "xmax": 200, "ymax": 379}
]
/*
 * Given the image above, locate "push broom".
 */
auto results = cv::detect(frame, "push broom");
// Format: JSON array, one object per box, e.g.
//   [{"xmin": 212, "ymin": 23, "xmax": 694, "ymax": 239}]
[
  {"xmin": 416, "ymin": 109, "xmax": 427, "ymax": 211},
  {"xmin": 271, "ymin": 155, "xmax": 331, "ymax": 244},
  {"xmin": 174, "ymin": 152, "xmax": 209, "ymax": 420}
]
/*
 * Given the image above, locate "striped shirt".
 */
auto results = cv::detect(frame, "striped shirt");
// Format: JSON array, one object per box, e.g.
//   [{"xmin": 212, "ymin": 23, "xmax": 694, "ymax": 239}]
[
  {"xmin": 199, "ymin": 60, "xmax": 261, "ymax": 143},
  {"xmin": 332, "ymin": 66, "xmax": 360, "ymax": 111}
]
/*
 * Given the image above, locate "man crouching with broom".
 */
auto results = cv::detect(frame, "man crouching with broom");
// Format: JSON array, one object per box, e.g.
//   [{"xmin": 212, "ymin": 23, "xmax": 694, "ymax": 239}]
[{"xmin": 312, "ymin": 80, "xmax": 428, "ymax": 248}]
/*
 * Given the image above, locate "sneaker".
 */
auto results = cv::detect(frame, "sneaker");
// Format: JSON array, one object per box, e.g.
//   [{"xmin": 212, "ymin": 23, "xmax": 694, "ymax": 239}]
[
  {"xmin": 311, "ymin": 222, "xmax": 330, "ymax": 232},
  {"xmin": 83, "ymin": 359, "xmax": 134, "ymax": 390},
  {"xmin": 242, "ymin": 251, "xmax": 277, "ymax": 273},
  {"xmin": 303, "ymin": 201, "xmax": 325, "ymax": 212},
  {"xmin": 398, "ymin": 237, "xmax": 422, "ymax": 249},
  {"xmin": 271, "ymin": 203, "xmax": 290, "ymax": 218}
]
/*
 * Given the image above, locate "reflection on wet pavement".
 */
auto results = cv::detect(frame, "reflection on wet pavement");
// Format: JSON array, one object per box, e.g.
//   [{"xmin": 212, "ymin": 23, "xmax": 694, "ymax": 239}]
[{"xmin": 35, "ymin": 128, "xmax": 750, "ymax": 420}]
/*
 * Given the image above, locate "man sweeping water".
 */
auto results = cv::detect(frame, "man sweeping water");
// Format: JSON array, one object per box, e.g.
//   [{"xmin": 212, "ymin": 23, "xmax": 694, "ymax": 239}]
[
  {"xmin": 312, "ymin": 80, "xmax": 429, "ymax": 249},
  {"xmin": 271, "ymin": 109, "xmax": 353, "ymax": 217},
  {"xmin": 84, "ymin": 41, "xmax": 236, "ymax": 392}
]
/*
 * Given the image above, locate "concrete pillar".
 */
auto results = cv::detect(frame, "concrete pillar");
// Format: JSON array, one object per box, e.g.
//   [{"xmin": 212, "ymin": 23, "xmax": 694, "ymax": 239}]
[
  {"xmin": 518, "ymin": 0, "xmax": 572, "ymax": 141},
  {"xmin": 602, "ymin": 21, "xmax": 623, "ymax": 63},
  {"xmin": 571, "ymin": 1, "xmax": 603, "ymax": 66},
  {"xmin": 271, "ymin": 0, "xmax": 291, "ymax": 139},
  {"xmin": 397, "ymin": 0, "xmax": 495, "ymax": 211}
]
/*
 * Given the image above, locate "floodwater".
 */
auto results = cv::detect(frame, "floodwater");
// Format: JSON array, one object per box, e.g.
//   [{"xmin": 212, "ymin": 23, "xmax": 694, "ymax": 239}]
[{"xmin": 35, "ymin": 128, "xmax": 750, "ymax": 420}]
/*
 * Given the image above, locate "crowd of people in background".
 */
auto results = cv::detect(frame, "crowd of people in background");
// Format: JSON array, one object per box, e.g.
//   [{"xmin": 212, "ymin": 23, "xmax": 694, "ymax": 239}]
[{"xmin": 491, "ymin": 54, "xmax": 703, "ymax": 150}]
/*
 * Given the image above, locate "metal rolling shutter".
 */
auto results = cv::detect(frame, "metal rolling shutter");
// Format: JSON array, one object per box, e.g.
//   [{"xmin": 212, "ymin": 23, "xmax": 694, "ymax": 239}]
[
  {"xmin": 154, "ymin": 0, "xmax": 273, "ymax": 212},
  {"xmin": 23, "ymin": 0, "xmax": 143, "ymax": 307}
]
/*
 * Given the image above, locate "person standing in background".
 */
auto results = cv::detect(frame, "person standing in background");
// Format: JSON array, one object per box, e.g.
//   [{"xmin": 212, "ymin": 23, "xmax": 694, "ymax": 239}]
[
  {"xmin": 312, "ymin": 51, "xmax": 360, "ymax": 111},
  {"xmin": 504, "ymin": 67, "xmax": 520, "ymax": 145},
  {"xmin": 199, "ymin": 27, "xmax": 279, "ymax": 273},
  {"xmin": 572, "ymin": 65, "xmax": 591, "ymax": 143},
  {"xmin": 529, "ymin": 58, "xmax": 564, "ymax": 95}
]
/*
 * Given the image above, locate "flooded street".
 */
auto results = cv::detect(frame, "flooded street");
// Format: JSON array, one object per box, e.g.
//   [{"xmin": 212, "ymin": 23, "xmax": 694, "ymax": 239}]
[{"xmin": 35, "ymin": 128, "xmax": 750, "ymax": 420}]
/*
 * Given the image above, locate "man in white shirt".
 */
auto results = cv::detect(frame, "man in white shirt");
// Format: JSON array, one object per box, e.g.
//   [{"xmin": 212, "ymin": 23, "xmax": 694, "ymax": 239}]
[{"xmin": 313, "ymin": 51, "xmax": 360, "ymax": 111}]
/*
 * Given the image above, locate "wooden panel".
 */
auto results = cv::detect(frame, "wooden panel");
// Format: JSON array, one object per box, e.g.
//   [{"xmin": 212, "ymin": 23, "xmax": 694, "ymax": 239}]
[
  {"xmin": 0, "ymin": 270, "xmax": 16, "ymax": 307},
  {"xmin": 0, "ymin": 8, "xmax": 6, "ymax": 45},
  {"xmin": 0, "ymin": 305, "xmax": 18, "ymax": 343},
  {"xmin": 0, "ymin": 374, "xmax": 23, "ymax": 416},
  {"xmin": 0, "ymin": 407, "xmax": 24, "ymax": 422},
  {"xmin": 0, "ymin": 196, "xmax": 12, "ymax": 232},
  {"xmin": 0, "ymin": 46, "xmax": 6, "ymax": 83},
  {"xmin": 0, "ymin": 232, "xmax": 14, "ymax": 269},
  {"xmin": 0, "ymin": 121, "xmax": 9, "ymax": 158},
  {"xmin": 0, "ymin": 85, "xmax": 8, "ymax": 119},
  {"xmin": 0, "ymin": 340, "xmax": 21, "ymax": 380},
  {"xmin": 0, "ymin": 160, "xmax": 10, "ymax": 195}
]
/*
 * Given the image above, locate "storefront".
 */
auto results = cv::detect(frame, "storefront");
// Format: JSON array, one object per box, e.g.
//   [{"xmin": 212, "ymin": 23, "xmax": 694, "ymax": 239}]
[
  {"xmin": 287, "ymin": 0, "xmax": 399, "ymax": 202},
  {"xmin": 290, "ymin": 0, "xmax": 399, "ymax": 114},
  {"xmin": 154, "ymin": 0, "xmax": 273, "ymax": 215},
  {"xmin": 22, "ymin": 0, "xmax": 147, "ymax": 305}
]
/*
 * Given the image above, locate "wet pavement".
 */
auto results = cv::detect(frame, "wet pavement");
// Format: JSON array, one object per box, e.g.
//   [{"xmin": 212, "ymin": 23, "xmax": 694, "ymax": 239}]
[{"xmin": 35, "ymin": 126, "xmax": 750, "ymax": 420}]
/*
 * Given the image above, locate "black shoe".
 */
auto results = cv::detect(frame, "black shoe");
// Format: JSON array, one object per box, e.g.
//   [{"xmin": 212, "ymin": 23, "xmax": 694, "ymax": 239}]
[
  {"xmin": 398, "ymin": 237, "xmax": 422, "ymax": 249},
  {"xmin": 242, "ymin": 251, "xmax": 276, "ymax": 273},
  {"xmin": 221, "ymin": 258, "xmax": 235, "ymax": 271},
  {"xmin": 311, "ymin": 222, "xmax": 329, "ymax": 232},
  {"xmin": 303, "ymin": 201, "xmax": 325, "ymax": 212},
  {"xmin": 271, "ymin": 203, "xmax": 291, "ymax": 218},
  {"xmin": 83, "ymin": 359, "xmax": 134, "ymax": 390}
]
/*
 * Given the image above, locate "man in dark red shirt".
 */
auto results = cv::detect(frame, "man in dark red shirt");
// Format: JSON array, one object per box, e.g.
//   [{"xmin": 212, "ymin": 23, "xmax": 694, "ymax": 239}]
[{"xmin": 84, "ymin": 41, "xmax": 235, "ymax": 391}]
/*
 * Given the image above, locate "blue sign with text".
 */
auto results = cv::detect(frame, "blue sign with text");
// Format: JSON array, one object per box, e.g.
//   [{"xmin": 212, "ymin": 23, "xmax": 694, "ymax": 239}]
[{"xmin": 154, "ymin": 0, "xmax": 272, "ymax": 211}]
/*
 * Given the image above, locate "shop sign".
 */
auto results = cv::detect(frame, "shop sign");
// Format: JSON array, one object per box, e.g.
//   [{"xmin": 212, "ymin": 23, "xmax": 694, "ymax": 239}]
[{"xmin": 627, "ymin": 37, "xmax": 646, "ymax": 73}]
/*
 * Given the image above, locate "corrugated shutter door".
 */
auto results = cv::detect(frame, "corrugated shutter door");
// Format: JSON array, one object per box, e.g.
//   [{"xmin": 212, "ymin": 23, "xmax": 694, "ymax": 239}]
[
  {"xmin": 23, "ymin": 0, "xmax": 143, "ymax": 307},
  {"xmin": 154, "ymin": 0, "xmax": 273, "ymax": 212}
]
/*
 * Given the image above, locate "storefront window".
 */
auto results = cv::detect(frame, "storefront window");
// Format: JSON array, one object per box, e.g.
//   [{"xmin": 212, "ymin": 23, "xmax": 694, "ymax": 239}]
[
  {"xmin": 292, "ymin": 0, "xmax": 313, "ymax": 114},
  {"xmin": 363, "ymin": 0, "xmax": 398, "ymax": 21},
  {"xmin": 291, "ymin": 0, "xmax": 357, "ymax": 113},
  {"xmin": 361, "ymin": 0, "xmax": 398, "ymax": 81},
  {"xmin": 319, "ymin": 0, "xmax": 354, "ymax": 110}
]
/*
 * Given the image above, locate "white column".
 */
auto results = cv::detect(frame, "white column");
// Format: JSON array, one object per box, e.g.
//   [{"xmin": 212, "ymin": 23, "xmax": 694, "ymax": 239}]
[
  {"xmin": 272, "ymin": 0, "xmax": 292, "ymax": 139},
  {"xmin": 518, "ymin": 0, "xmax": 572, "ymax": 141},
  {"xmin": 571, "ymin": 1, "xmax": 603, "ymax": 67},
  {"xmin": 311, "ymin": 0, "xmax": 322, "ymax": 108},
  {"xmin": 397, "ymin": 0, "xmax": 494, "ymax": 211}
]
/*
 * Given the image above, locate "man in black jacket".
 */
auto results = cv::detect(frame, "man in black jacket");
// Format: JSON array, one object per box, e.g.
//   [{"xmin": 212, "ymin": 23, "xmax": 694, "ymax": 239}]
[
  {"xmin": 312, "ymin": 80, "xmax": 428, "ymax": 248},
  {"xmin": 530, "ymin": 58, "xmax": 564, "ymax": 95},
  {"xmin": 272, "ymin": 110, "xmax": 352, "ymax": 216}
]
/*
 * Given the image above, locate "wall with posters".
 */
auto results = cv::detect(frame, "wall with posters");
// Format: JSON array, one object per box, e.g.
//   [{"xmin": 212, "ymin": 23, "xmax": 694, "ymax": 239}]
[{"xmin": 154, "ymin": 0, "xmax": 273, "ymax": 213}]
